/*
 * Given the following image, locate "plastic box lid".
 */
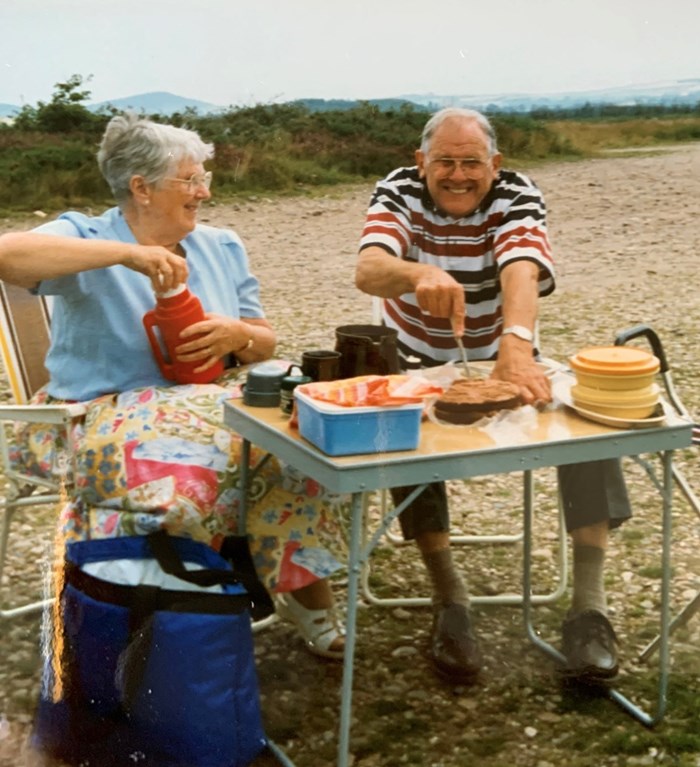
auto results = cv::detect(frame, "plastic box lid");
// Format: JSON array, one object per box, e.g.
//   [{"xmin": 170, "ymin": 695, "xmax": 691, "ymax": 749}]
[
  {"xmin": 295, "ymin": 389, "xmax": 423, "ymax": 456},
  {"xmin": 569, "ymin": 346, "xmax": 660, "ymax": 376}
]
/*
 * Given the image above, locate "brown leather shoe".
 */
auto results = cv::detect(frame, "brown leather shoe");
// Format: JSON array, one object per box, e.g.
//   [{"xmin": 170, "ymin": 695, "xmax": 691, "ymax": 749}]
[
  {"xmin": 429, "ymin": 603, "xmax": 483, "ymax": 681},
  {"xmin": 561, "ymin": 609, "xmax": 619, "ymax": 681}
]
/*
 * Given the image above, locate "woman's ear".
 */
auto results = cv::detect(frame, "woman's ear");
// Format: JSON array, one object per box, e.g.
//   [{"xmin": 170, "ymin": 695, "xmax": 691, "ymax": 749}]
[{"xmin": 130, "ymin": 175, "xmax": 151, "ymax": 206}]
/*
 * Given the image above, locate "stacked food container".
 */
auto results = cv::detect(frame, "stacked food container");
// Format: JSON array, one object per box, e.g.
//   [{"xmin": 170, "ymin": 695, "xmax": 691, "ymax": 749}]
[{"xmin": 568, "ymin": 346, "xmax": 661, "ymax": 420}]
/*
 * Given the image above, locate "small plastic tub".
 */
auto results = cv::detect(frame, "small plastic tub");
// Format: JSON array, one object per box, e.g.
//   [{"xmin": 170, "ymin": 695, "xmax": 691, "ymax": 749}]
[
  {"xmin": 569, "ymin": 346, "xmax": 660, "ymax": 391},
  {"xmin": 571, "ymin": 383, "xmax": 660, "ymax": 406},
  {"xmin": 571, "ymin": 399, "xmax": 660, "ymax": 420},
  {"xmin": 295, "ymin": 389, "xmax": 422, "ymax": 456},
  {"xmin": 571, "ymin": 382, "xmax": 660, "ymax": 419}
]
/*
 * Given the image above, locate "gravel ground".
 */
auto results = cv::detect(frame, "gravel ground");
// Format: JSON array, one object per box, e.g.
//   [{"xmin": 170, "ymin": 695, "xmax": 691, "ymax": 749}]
[{"xmin": 1, "ymin": 144, "xmax": 700, "ymax": 767}]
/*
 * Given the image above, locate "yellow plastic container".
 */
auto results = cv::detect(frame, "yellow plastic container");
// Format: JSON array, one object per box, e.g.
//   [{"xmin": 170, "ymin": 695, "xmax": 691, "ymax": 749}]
[
  {"xmin": 571, "ymin": 382, "xmax": 660, "ymax": 419},
  {"xmin": 571, "ymin": 383, "xmax": 659, "ymax": 406},
  {"xmin": 569, "ymin": 346, "xmax": 660, "ymax": 391}
]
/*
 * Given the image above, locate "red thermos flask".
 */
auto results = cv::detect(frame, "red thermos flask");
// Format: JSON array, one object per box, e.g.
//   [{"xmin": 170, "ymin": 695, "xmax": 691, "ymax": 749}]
[{"xmin": 143, "ymin": 284, "xmax": 224, "ymax": 384}]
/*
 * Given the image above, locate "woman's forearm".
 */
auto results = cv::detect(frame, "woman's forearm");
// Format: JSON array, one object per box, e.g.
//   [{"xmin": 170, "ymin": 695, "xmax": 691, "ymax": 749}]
[
  {"xmin": 235, "ymin": 319, "xmax": 276, "ymax": 363},
  {"xmin": 0, "ymin": 232, "xmax": 131, "ymax": 287},
  {"xmin": 0, "ymin": 231, "xmax": 188, "ymax": 290}
]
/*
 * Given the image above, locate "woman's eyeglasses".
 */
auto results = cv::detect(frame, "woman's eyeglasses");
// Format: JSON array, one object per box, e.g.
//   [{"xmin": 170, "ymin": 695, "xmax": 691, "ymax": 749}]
[{"xmin": 165, "ymin": 171, "xmax": 213, "ymax": 192}]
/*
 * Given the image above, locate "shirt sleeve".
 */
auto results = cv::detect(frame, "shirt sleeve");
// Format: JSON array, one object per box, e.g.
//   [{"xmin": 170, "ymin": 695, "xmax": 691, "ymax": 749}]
[
  {"xmin": 29, "ymin": 217, "xmax": 85, "ymax": 297},
  {"xmin": 493, "ymin": 181, "xmax": 555, "ymax": 296},
  {"xmin": 218, "ymin": 230, "xmax": 265, "ymax": 319},
  {"xmin": 359, "ymin": 177, "xmax": 414, "ymax": 258},
  {"xmin": 32, "ymin": 218, "xmax": 82, "ymax": 237}
]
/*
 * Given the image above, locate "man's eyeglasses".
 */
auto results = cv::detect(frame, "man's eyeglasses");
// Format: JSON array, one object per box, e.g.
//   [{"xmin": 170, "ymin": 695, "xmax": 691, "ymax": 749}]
[
  {"xmin": 165, "ymin": 171, "xmax": 213, "ymax": 192},
  {"xmin": 429, "ymin": 157, "xmax": 489, "ymax": 178}
]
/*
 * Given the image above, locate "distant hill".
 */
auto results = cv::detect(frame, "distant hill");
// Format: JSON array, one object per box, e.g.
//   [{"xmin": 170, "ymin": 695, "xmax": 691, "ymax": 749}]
[
  {"xmin": 1, "ymin": 79, "xmax": 699, "ymax": 120},
  {"xmin": 401, "ymin": 78, "xmax": 700, "ymax": 113},
  {"xmin": 108, "ymin": 79, "xmax": 697, "ymax": 115},
  {"xmin": 0, "ymin": 103, "xmax": 19, "ymax": 118},
  {"xmin": 290, "ymin": 97, "xmax": 426, "ymax": 112},
  {"xmin": 87, "ymin": 91, "xmax": 225, "ymax": 115},
  {"xmin": 0, "ymin": 91, "xmax": 225, "ymax": 119}
]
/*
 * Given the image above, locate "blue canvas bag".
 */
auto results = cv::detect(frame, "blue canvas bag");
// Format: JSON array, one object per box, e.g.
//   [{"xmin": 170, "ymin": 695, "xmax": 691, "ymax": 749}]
[{"xmin": 32, "ymin": 532, "xmax": 274, "ymax": 767}]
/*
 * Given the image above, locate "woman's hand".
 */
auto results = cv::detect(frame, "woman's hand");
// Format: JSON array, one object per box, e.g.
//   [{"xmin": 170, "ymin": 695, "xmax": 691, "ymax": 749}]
[
  {"xmin": 122, "ymin": 245, "xmax": 189, "ymax": 291},
  {"xmin": 0, "ymin": 233, "xmax": 189, "ymax": 290},
  {"xmin": 175, "ymin": 315, "xmax": 276, "ymax": 371}
]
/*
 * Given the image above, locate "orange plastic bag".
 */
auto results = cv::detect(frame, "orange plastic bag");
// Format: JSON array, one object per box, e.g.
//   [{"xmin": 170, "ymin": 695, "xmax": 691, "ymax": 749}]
[{"xmin": 297, "ymin": 374, "xmax": 444, "ymax": 408}]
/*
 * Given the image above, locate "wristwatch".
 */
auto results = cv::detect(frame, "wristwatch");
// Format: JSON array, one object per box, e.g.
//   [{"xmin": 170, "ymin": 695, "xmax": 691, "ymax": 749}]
[{"xmin": 501, "ymin": 325, "xmax": 534, "ymax": 343}]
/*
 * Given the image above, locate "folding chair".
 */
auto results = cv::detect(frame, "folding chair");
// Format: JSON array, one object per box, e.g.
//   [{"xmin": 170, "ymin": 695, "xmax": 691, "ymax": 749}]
[
  {"xmin": 0, "ymin": 281, "xmax": 86, "ymax": 619},
  {"xmin": 0, "ymin": 281, "xmax": 278, "ymax": 633},
  {"xmin": 362, "ymin": 297, "xmax": 569, "ymax": 606},
  {"xmin": 613, "ymin": 324, "xmax": 700, "ymax": 660}
]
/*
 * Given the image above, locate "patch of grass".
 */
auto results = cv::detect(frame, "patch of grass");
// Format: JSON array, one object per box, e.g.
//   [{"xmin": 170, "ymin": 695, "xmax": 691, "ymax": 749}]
[
  {"xmin": 638, "ymin": 565, "xmax": 668, "ymax": 579},
  {"xmin": 465, "ymin": 734, "xmax": 508, "ymax": 758},
  {"xmin": 368, "ymin": 698, "xmax": 412, "ymax": 717},
  {"xmin": 547, "ymin": 116, "xmax": 700, "ymax": 152},
  {"xmin": 352, "ymin": 711, "xmax": 434, "ymax": 763},
  {"xmin": 601, "ymin": 728, "xmax": 700, "ymax": 757}
]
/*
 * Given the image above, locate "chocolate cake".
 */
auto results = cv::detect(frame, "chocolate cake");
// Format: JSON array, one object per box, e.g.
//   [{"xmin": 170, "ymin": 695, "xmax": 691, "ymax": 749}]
[{"xmin": 434, "ymin": 379, "xmax": 522, "ymax": 424}]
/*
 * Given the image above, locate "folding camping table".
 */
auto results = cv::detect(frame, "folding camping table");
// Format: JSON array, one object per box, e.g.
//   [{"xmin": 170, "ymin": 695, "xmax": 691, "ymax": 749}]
[{"xmin": 223, "ymin": 381, "xmax": 692, "ymax": 767}]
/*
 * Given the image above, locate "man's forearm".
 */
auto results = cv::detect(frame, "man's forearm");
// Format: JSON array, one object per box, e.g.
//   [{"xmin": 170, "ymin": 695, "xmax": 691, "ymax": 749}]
[
  {"xmin": 356, "ymin": 245, "xmax": 467, "ymax": 332},
  {"xmin": 355, "ymin": 246, "xmax": 423, "ymax": 297},
  {"xmin": 493, "ymin": 260, "xmax": 551, "ymax": 403},
  {"xmin": 499, "ymin": 260, "xmax": 540, "ymax": 333}
]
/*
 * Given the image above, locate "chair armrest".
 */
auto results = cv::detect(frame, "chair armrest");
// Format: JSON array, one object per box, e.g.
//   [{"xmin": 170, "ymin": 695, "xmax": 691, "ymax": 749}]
[{"xmin": 0, "ymin": 402, "xmax": 88, "ymax": 424}]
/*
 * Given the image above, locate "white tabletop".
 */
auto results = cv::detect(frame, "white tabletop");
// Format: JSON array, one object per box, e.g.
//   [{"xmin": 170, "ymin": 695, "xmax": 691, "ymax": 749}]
[{"xmin": 223, "ymin": 394, "xmax": 692, "ymax": 493}]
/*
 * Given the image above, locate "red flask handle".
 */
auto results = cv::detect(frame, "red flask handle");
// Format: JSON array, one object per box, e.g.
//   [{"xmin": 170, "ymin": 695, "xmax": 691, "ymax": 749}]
[{"xmin": 143, "ymin": 310, "xmax": 176, "ymax": 381}]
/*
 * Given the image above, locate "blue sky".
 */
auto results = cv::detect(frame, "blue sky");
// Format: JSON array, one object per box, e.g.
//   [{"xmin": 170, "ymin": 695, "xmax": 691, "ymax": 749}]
[{"xmin": 2, "ymin": 0, "xmax": 699, "ymax": 107}]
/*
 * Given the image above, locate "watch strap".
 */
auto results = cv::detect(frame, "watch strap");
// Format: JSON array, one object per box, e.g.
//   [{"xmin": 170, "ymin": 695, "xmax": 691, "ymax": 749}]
[{"xmin": 501, "ymin": 325, "xmax": 534, "ymax": 343}]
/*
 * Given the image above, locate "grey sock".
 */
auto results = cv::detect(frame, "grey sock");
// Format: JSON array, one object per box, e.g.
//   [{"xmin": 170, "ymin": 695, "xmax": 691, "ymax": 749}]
[
  {"xmin": 571, "ymin": 544, "xmax": 607, "ymax": 615},
  {"xmin": 420, "ymin": 548, "xmax": 469, "ymax": 609}
]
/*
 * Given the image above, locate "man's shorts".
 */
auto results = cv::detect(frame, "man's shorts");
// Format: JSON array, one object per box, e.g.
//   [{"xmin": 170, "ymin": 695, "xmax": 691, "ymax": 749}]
[{"xmin": 390, "ymin": 459, "xmax": 631, "ymax": 540}]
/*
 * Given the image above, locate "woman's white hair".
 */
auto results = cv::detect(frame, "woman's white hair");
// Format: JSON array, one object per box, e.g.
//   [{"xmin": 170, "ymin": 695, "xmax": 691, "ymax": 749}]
[
  {"xmin": 420, "ymin": 107, "xmax": 498, "ymax": 156},
  {"xmin": 97, "ymin": 112, "xmax": 214, "ymax": 203}
]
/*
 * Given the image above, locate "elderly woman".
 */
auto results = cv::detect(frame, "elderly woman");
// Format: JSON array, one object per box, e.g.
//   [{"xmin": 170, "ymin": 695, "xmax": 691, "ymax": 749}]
[{"xmin": 0, "ymin": 113, "xmax": 345, "ymax": 658}]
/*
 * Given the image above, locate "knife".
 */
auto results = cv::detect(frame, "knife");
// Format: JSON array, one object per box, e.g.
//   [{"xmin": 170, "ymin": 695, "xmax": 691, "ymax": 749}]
[{"xmin": 455, "ymin": 336, "xmax": 470, "ymax": 378}]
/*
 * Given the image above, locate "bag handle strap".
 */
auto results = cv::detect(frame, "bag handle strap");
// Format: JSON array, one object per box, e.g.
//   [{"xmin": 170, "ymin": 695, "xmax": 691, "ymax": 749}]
[
  {"xmin": 147, "ymin": 530, "xmax": 240, "ymax": 587},
  {"xmin": 146, "ymin": 531, "xmax": 274, "ymax": 620}
]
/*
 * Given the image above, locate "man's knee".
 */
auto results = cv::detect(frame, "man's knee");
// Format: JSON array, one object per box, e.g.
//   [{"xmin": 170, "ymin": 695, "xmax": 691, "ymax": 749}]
[
  {"xmin": 390, "ymin": 481, "xmax": 450, "ymax": 540},
  {"xmin": 558, "ymin": 459, "xmax": 632, "ymax": 533}
]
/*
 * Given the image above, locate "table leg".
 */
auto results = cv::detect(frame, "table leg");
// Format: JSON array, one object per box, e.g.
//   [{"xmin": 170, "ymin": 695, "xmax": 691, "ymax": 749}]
[
  {"xmin": 607, "ymin": 449, "xmax": 672, "ymax": 726},
  {"xmin": 638, "ymin": 457, "xmax": 698, "ymax": 662},
  {"xmin": 522, "ymin": 471, "xmax": 567, "ymax": 664},
  {"xmin": 639, "ymin": 592, "xmax": 700, "ymax": 662},
  {"xmin": 337, "ymin": 490, "xmax": 364, "ymax": 767}
]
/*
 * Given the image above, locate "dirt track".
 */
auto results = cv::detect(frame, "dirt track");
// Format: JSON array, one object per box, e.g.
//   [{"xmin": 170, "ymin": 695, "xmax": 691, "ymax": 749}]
[{"xmin": 1, "ymin": 144, "xmax": 700, "ymax": 767}]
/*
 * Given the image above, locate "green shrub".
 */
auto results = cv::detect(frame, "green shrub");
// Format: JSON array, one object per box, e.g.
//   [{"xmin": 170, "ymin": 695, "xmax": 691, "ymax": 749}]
[
  {"xmin": 1, "ymin": 87, "xmax": 698, "ymax": 214},
  {"xmin": 0, "ymin": 136, "xmax": 112, "ymax": 211}
]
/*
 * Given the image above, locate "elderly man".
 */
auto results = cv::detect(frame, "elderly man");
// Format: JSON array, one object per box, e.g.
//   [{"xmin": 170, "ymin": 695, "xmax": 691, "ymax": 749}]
[{"xmin": 355, "ymin": 107, "xmax": 630, "ymax": 683}]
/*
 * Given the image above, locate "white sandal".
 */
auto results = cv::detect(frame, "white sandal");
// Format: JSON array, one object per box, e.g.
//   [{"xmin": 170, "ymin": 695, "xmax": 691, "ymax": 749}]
[{"xmin": 275, "ymin": 592, "xmax": 345, "ymax": 660}]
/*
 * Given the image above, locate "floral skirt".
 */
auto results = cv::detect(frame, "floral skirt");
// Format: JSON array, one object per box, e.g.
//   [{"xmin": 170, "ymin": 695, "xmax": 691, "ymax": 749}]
[{"xmin": 10, "ymin": 368, "xmax": 349, "ymax": 593}]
